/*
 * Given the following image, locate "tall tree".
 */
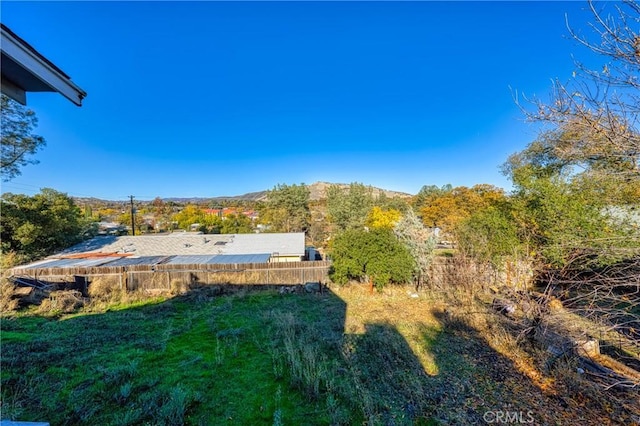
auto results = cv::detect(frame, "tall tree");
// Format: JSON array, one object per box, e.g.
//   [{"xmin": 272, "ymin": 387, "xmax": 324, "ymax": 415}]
[
  {"xmin": 504, "ymin": 134, "xmax": 637, "ymax": 267},
  {"xmin": 393, "ymin": 209, "xmax": 436, "ymax": 288},
  {"xmin": 455, "ymin": 203, "xmax": 522, "ymax": 267},
  {"xmin": 517, "ymin": 0, "xmax": 640, "ymax": 204},
  {"xmin": 1, "ymin": 188, "xmax": 96, "ymax": 263},
  {"xmin": 220, "ymin": 213, "xmax": 253, "ymax": 234},
  {"xmin": 260, "ymin": 183, "xmax": 310, "ymax": 233},
  {"xmin": 411, "ymin": 184, "xmax": 452, "ymax": 211},
  {"xmin": 1, "ymin": 95, "xmax": 46, "ymax": 181},
  {"xmin": 307, "ymin": 202, "xmax": 329, "ymax": 248},
  {"xmin": 419, "ymin": 185, "xmax": 506, "ymax": 235},
  {"xmin": 375, "ymin": 191, "xmax": 410, "ymax": 212},
  {"xmin": 171, "ymin": 204, "xmax": 222, "ymax": 233},
  {"xmin": 326, "ymin": 183, "xmax": 374, "ymax": 232},
  {"xmin": 508, "ymin": 0, "xmax": 640, "ymax": 266},
  {"xmin": 365, "ymin": 206, "xmax": 402, "ymax": 230}
]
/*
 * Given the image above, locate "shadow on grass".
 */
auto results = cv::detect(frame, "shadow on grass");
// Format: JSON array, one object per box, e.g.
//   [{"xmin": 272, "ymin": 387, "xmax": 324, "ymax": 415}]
[{"xmin": 3, "ymin": 283, "xmax": 625, "ymax": 425}]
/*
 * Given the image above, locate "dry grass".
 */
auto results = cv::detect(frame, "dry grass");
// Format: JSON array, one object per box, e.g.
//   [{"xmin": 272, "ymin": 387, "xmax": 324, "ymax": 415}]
[
  {"xmin": 88, "ymin": 276, "xmax": 123, "ymax": 302},
  {"xmin": 169, "ymin": 278, "xmax": 189, "ymax": 296},
  {"xmin": 4, "ymin": 272, "xmax": 637, "ymax": 424},
  {"xmin": 431, "ymin": 254, "xmax": 640, "ymax": 422},
  {"xmin": 37, "ymin": 290, "xmax": 85, "ymax": 314},
  {"xmin": 0, "ymin": 279, "xmax": 19, "ymax": 313},
  {"xmin": 330, "ymin": 283, "xmax": 444, "ymax": 376},
  {"xmin": 0, "ymin": 251, "xmax": 27, "ymax": 272}
]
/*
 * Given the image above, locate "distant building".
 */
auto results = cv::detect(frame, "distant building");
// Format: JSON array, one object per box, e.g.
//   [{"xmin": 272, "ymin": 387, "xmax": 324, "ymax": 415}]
[
  {"xmin": 51, "ymin": 232, "xmax": 306, "ymax": 263},
  {"xmin": 97, "ymin": 222, "xmax": 127, "ymax": 236},
  {"xmin": 203, "ymin": 208, "xmax": 258, "ymax": 221}
]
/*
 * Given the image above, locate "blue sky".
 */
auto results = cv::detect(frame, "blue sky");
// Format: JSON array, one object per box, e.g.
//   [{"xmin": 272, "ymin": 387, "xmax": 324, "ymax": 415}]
[{"xmin": 2, "ymin": 1, "xmax": 600, "ymax": 200}]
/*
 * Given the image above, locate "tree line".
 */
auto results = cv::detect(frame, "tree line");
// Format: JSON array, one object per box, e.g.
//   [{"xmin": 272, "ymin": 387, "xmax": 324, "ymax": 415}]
[{"xmin": 2, "ymin": 1, "xmax": 639, "ymax": 284}]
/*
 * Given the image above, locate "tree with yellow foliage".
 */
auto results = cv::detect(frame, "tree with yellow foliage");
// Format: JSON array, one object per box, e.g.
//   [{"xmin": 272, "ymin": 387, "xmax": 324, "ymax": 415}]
[
  {"xmin": 365, "ymin": 206, "xmax": 402, "ymax": 230},
  {"xmin": 418, "ymin": 184, "xmax": 505, "ymax": 235}
]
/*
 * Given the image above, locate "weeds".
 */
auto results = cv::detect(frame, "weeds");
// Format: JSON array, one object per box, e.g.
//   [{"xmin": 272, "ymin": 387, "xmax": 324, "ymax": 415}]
[
  {"xmin": 114, "ymin": 382, "xmax": 133, "ymax": 405},
  {"xmin": 170, "ymin": 278, "xmax": 189, "ymax": 296},
  {"xmin": 272, "ymin": 385, "xmax": 284, "ymax": 426},
  {"xmin": 103, "ymin": 360, "xmax": 140, "ymax": 385},
  {"xmin": 111, "ymin": 407, "xmax": 143, "ymax": 425},
  {"xmin": 0, "ymin": 278, "xmax": 19, "ymax": 313},
  {"xmin": 157, "ymin": 386, "xmax": 192, "ymax": 425},
  {"xmin": 88, "ymin": 276, "xmax": 122, "ymax": 302},
  {"xmin": 214, "ymin": 337, "xmax": 225, "ymax": 366},
  {"xmin": 271, "ymin": 311, "xmax": 329, "ymax": 399},
  {"xmin": 2, "ymin": 281, "xmax": 628, "ymax": 424},
  {"xmin": 271, "ymin": 348, "xmax": 285, "ymax": 380},
  {"xmin": 0, "ymin": 386, "xmax": 26, "ymax": 420},
  {"xmin": 37, "ymin": 290, "xmax": 84, "ymax": 315}
]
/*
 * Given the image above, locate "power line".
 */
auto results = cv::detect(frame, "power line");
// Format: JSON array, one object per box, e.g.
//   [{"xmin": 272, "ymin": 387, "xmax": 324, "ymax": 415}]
[{"xmin": 0, "ymin": 182, "xmax": 109, "ymax": 199}]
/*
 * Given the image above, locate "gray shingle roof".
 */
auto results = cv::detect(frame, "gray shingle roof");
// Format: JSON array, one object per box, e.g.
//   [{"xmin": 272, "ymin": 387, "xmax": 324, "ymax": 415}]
[{"xmin": 59, "ymin": 233, "xmax": 305, "ymax": 257}]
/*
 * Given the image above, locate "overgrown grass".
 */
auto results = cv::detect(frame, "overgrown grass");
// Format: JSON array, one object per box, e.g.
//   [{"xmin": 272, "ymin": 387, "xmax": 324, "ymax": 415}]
[{"xmin": 2, "ymin": 283, "xmax": 634, "ymax": 424}]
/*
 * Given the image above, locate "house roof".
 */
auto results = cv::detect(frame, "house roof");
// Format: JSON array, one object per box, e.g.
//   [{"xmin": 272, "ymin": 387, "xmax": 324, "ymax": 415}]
[
  {"xmin": 164, "ymin": 254, "xmax": 271, "ymax": 265},
  {"xmin": 16, "ymin": 253, "xmax": 274, "ymax": 270},
  {"xmin": 1, "ymin": 23, "xmax": 86, "ymax": 105},
  {"xmin": 57, "ymin": 232, "xmax": 306, "ymax": 257}
]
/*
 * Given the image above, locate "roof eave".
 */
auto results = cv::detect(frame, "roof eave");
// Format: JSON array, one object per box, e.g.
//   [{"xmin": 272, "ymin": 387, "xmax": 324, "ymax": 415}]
[{"xmin": 1, "ymin": 25, "xmax": 87, "ymax": 106}]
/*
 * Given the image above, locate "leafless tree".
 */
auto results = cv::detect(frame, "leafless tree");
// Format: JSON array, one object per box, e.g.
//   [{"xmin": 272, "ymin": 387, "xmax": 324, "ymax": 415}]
[
  {"xmin": 512, "ymin": 1, "xmax": 640, "ymax": 389},
  {"xmin": 516, "ymin": 1, "xmax": 640, "ymax": 193}
]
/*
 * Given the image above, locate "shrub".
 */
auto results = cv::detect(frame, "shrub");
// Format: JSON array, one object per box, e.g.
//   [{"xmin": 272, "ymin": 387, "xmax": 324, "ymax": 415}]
[
  {"xmin": 456, "ymin": 205, "xmax": 522, "ymax": 267},
  {"xmin": 329, "ymin": 228, "xmax": 415, "ymax": 289},
  {"xmin": 0, "ymin": 278, "xmax": 19, "ymax": 313},
  {"xmin": 38, "ymin": 290, "xmax": 84, "ymax": 314},
  {"xmin": 1, "ymin": 250, "xmax": 27, "ymax": 271}
]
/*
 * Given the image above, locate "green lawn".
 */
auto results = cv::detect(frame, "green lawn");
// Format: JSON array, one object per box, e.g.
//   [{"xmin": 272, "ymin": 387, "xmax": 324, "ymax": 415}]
[
  {"xmin": 2, "ymin": 285, "xmax": 633, "ymax": 425},
  {"xmin": 3, "ymin": 291, "xmax": 334, "ymax": 425},
  {"xmin": 1, "ymin": 286, "xmax": 460, "ymax": 425}
]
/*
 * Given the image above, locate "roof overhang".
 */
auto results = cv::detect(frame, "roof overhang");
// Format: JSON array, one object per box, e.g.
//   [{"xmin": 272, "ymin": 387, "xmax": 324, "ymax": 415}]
[{"xmin": 0, "ymin": 23, "xmax": 86, "ymax": 106}]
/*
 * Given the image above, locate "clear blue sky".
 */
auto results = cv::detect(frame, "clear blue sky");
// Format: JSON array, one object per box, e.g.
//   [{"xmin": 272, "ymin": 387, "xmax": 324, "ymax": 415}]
[{"xmin": 2, "ymin": 1, "xmax": 600, "ymax": 201}]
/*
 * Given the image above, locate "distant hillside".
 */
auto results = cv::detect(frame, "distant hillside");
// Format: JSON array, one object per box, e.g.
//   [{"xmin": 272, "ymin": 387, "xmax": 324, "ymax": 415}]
[
  {"xmin": 176, "ymin": 182, "xmax": 412, "ymax": 203},
  {"xmin": 307, "ymin": 182, "xmax": 412, "ymax": 201},
  {"xmin": 74, "ymin": 182, "xmax": 412, "ymax": 205},
  {"xmin": 160, "ymin": 190, "xmax": 268, "ymax": 204}
]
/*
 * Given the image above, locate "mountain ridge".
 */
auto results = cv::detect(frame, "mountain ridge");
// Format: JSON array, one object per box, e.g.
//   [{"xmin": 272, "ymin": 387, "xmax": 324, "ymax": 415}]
[{"xmin": 73, "ymin": 182, "xmax": 413, "ymax": 204}]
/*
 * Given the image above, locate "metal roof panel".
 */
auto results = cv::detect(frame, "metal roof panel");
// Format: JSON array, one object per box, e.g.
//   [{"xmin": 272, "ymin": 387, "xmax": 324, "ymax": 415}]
[
  {"xmin": 103, "ymin": 256, "xmax": 169, "ymax": 267},
  {"xmin": 165, "ymin": 255, "xmax": 217, "ymax": 265},
  {"xmin": 207, "ymin": 254, "xmax": 271, "ymax": 264}
]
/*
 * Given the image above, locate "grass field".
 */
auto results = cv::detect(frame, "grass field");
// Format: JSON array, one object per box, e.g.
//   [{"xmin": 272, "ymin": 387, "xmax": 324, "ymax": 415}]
[{"xmin": 1, "ymin": 284, "xmax": 636, "ymax": 425}]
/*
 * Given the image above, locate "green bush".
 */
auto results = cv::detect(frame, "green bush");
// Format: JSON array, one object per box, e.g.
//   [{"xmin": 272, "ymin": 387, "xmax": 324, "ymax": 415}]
[
  {"xmin": 456, "ymin": 205, "xmax": 522, "ymax": 267},
  {"xmin": 329, "ymin": 228, "xmax": 415, "ymax": 289}
]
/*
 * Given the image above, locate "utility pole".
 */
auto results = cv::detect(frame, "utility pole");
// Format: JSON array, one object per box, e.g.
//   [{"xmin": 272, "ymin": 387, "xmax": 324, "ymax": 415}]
[{"xmin": 129, "ymin": 195, "xmax": 136, "ymax": 236}]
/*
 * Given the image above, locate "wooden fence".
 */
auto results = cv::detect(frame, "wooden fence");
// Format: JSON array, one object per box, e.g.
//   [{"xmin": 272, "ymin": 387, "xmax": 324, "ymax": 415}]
[{"xmin": 11, "ymin": 261, "xmax": 332, "ymax": 292}]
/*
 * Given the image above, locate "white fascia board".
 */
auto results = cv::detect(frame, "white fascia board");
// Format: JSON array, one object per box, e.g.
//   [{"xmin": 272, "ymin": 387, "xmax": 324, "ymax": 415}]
[{"xmin": 1, "ymin": 28, "xmax": 87, "ymax": 106}]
